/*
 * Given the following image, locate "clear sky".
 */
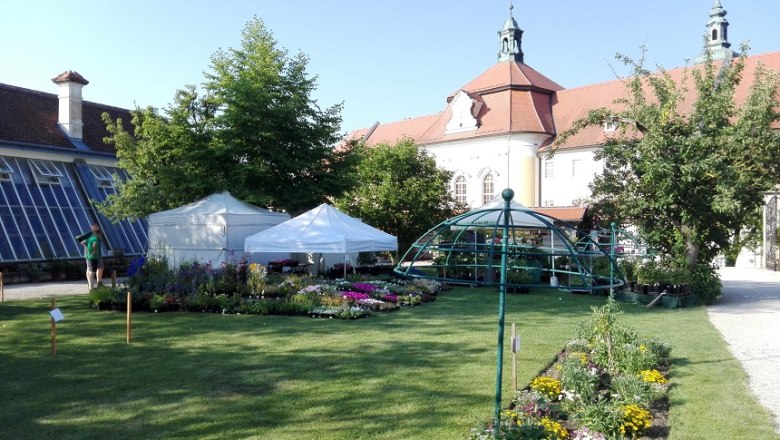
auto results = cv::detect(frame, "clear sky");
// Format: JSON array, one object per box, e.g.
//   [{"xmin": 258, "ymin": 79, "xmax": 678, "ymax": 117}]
[{"xmin": 3, "ymin": 1, "xmax": 779, "ymax": 135}]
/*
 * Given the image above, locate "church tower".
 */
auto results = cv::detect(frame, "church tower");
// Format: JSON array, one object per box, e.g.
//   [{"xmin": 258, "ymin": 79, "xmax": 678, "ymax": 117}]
[
  {"xmin": 497, "ymin": 3, "xmax": 524, "ymax": 63},
  {"xmin": 696, "ymin": 0, "xmax": 738, "ymax": 63}
]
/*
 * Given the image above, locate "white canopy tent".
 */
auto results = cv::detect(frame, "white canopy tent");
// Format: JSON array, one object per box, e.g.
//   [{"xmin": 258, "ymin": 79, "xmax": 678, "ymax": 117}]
[
  {"xmin": 147, "ymin": 191, "xmax": 290, "ymax": 268},
  {"xmin": 244, "ymin": 203, "xmax": 397, "ymax": 275}
]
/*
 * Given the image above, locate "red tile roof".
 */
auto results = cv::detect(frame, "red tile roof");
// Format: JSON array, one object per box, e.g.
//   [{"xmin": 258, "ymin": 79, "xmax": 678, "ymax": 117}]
[
  {"xmin": 350, "ymin": 52, "xmax": 780, "ymax": 152},
  {"xmin": 355, "ymin": 61, "xmax": 561, "ymax": 146},
  {"xmin": 0, "ymin": 82, "xmax": 131, "ymax": 154},
  {"xmin": 552, "ymin": 51, "xmax": 780, "ymax": 150},
  {"xmin": 534, "ymin": 206, "xmax": 587, "ymax": 222},
  {"xmin": 453, "ymin": 61, "xmax": 563, "ymax": 97}
]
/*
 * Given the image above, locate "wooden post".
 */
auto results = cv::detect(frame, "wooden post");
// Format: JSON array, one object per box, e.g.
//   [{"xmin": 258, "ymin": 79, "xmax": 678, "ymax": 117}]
[
  {"xmin": 51, "ymin": 297, "xmax": 57, "ymax": 358},
  {"xmin": 1, "ymin": 272, "xmax": 4, "ymax": 302},
  {"xmin": 511, "ymin": 323, "xmax": 517, "ymax": 392},
  {"xmin": 126, "ymin": 291, "xmax": 132, "ymax": 344},
  {"xmin": 111, "ymin": 270, "xmax": 117, "ymax": 289}
]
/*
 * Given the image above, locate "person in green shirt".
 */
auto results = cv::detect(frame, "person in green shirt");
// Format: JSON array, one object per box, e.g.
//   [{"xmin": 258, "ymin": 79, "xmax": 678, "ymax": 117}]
[{"xmin": 81, "ymin": 223, "xmax": 102, "ymax": 289}]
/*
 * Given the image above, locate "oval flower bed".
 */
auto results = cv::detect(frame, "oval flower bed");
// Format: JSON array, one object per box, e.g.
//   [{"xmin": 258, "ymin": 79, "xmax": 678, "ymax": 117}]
[
  {"xmin": 88, "ymin": 259, "xmax": 441, "ymax": 319},
  {"xmin": 470, "ymin": 300, "xmax": 670, "ymax": 439}
]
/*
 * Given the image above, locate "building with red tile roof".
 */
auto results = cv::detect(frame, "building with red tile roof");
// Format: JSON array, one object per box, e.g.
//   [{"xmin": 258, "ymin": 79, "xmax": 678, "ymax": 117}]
[{"xmin": 347, "ymin": 1, "xmax": 780, "ymax": 228}]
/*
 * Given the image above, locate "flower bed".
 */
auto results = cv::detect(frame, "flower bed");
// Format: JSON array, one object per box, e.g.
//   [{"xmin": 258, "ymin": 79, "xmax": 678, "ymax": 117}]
[
  {"xmin": 469, "ymin": 300, "xmax": 670, "ymax": 439},
  {"xmin": 89, "ymin": 258, "xmax": 440, "ymax": 319}
]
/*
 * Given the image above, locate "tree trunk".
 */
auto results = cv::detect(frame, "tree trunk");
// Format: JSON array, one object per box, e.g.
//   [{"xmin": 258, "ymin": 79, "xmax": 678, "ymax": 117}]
[{"xmin": 682, "ymin": 225, "xmax": 700, "ymax": 271}]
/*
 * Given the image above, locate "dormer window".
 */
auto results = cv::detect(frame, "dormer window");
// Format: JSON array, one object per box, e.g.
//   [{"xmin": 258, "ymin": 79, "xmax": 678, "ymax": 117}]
[
  {"xmin": 0, "ymin": 156, "xmax": 13, "ymax": 182},
  {"xmin": 445, "ymin": 91, "xmax": 483, "ymax": 134},
  {"xmin": 30, "ymin": 159, "xmax": 63, "ymax": 185},
  {"xmin": 90, "ymin": 165, "xmax": 116, "ymax": 189}
]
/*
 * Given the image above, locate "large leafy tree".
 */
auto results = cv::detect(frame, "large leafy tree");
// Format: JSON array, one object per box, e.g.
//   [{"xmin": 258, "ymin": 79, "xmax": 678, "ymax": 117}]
[
  {"xmin": 556, "ymin": 47, "xmax": 780, "ymax": 272},
  {"xmin": 101, "ymin": 18, "xmax": 357, "ymax": 219},
  {"xmin": 335, "ymin": 139, "xmax": 463, "ymax": 256}
]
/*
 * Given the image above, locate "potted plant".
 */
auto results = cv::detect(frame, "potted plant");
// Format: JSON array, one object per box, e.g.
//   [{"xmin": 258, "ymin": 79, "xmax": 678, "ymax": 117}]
[{"xmin": 506, "ymin": 270, "xmax": 531, "ymax": 294}]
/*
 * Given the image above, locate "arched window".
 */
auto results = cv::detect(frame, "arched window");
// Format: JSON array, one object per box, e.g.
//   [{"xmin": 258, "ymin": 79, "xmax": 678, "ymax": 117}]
[
  {"xmin": 482, "ymin": 173, "xmax": 494, "ymax": 205},
  {"xmin": 454, "ymin": 176, "xmax": 467, "ymax": 204},
  {"xmin": 712, "ymin": 29, "xmax": 718, "ymax": 41}
]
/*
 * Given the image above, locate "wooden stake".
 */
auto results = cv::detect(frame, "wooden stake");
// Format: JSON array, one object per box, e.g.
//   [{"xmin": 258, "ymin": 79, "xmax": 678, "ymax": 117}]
[
  {"xmin": 51, "ymin": 297, "xmax": 57, "ymax": 358},
  {"xmin": 111, "ymin": 270, "xmax": 117, "ymax": 289},
  {"xmin": 511, "ymin": 323, "xmax": 517, "ymax": 392},
  {"xmin": 126, "ymin": 291, "xmax": 132, "ymax": 344}
]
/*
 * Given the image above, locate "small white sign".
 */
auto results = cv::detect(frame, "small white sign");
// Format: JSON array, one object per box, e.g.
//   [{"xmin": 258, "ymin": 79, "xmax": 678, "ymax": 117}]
[
  {"xmin": 49, "ymin": 308, "xmax": 64, "ymax": 322},
  {"xmin": 512, "ymin": 335, "xmax": 521, "ymax": 353}
]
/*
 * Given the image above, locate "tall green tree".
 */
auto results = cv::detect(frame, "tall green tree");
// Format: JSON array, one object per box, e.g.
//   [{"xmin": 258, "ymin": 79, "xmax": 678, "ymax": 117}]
[
  {"xmin": 335, "ymin": 139, "xmax": 463, "ymax": 255},
  {"xmin": 100, "ymin": 17, "xmax": 357, "ymax": 219},
  {"xmin": 556, "ymin": 47, "xmax": 780, "ymax": 273}
]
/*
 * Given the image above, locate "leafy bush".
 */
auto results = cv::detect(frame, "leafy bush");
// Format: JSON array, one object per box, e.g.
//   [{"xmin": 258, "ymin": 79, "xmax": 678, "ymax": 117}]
[
  {"xmin": 88, "ymin": 284, "xmax": 122, "ymax": 307},
  {"xmin": 691, "ymin": 263, "xmax": 722, "ymax": 304}
]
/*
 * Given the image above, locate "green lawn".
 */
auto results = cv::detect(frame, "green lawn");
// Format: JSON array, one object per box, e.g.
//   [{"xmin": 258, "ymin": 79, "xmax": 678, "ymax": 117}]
[{"xmin": 0, "ymin": 287, "xmax": 776, "ymax": 439}]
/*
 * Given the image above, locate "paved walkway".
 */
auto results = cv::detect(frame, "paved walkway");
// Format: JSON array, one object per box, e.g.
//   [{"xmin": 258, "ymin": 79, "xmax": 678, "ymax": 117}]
[
  {"xmin": 711, "ymin": 267, "xmax": 780, "ymax": 433},
  {"xmin": 2, "ymin": 268, "xmax": 779, "ymax": 431}
]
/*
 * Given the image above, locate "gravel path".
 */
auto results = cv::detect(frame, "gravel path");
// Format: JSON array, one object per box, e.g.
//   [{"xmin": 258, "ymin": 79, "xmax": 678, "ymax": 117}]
[
  {"xmin": 710, "ymin": 267, "xmax": 780, "ymax": 433},
  {"xmin": 2, "ymin": 268, "xmax": 779, "ymax": 432},
  {"xmin": 1, "ymin": 278, "xmax": 121, "ymax": 302}
]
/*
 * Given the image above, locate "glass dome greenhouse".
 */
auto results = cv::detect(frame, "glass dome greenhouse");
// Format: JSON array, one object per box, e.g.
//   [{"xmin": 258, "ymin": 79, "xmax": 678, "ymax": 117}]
[{"xmin": 394, "ymin": 188, "xmax": 623, "ymax": 293}]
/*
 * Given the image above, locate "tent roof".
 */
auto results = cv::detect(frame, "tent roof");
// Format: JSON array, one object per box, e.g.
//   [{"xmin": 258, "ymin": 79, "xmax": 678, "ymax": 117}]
[
  {"xmin": 244, "ymin": 204, "xmax": 397, "ymax": 254},
  {"xmin": 148, "ymin": 191, "xmax": 289, "ymax": 226}
]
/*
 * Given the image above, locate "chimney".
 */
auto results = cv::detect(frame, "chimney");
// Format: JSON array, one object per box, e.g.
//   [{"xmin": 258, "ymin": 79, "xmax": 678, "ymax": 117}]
[{"xmin": 51, "ymin": 71, "xmax": 89, "ymax": 139}]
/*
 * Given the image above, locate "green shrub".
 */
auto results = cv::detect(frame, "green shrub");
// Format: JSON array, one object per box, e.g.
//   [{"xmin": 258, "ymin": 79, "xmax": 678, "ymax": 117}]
[
  {"xmin": 571, "ymin": 399, "xmax": 622, "ymax": 438},
  {"xmin": 611, "ymin": 375, "xmax": 656, "ymax": 405},
  {"xmin": 559, "ymin": 355, "xmax": 599, "ymax": 404},
  {"xmin": 691, "ymin": 263, "xmax": 721, "ymax": 305},
  {"xmin": 88, "ymin": 284, "xmax": 121, "ymax": 307}
]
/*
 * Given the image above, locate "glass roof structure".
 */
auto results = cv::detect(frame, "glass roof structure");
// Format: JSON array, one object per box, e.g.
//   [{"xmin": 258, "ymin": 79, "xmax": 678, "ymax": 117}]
[
  {"xmin": 0, "ymin": 154, "xmax": 147, "ymax": 262},
  {"xmin": 394, "ymin": 188, "xmax": 621, "ymax": 293}
]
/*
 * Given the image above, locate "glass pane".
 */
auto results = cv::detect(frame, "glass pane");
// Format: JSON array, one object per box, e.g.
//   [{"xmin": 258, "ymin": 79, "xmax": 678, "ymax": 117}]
[
  {"xmin": 42, "ymin": 185, "xmax": 57, "ymax": 205},
  {"xmin": 48, "ymin": 210, "xmax": 68, "ymax": 256},
  {"xmin": 15, "ymin": 210, "xmax": 38, "ymax": 259},
  {"xmin": 0, "ymin": 206, "xmax": 23, "ymax": 260}
]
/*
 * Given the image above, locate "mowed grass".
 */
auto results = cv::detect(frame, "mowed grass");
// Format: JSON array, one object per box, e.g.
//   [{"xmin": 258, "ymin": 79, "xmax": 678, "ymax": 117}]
[{"xmin": 0, "ymin": 288, "xmax": 777, "ymax": 440}]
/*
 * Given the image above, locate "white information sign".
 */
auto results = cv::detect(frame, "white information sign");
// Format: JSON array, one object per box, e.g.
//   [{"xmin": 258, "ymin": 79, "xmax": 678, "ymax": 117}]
[{"xmin": 49, "ymin": 308, "xmax": 64, "ymax": 322}]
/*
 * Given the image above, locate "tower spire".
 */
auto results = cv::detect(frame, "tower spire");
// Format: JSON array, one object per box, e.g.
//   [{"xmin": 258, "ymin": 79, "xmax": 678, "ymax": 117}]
[
  {"xmin": 696, "ymin": 0, "xmax": 737, "ymax": 63},
  {"xmin": 497, "ymin": 2, "xmax": 524, "ymax": 63}
]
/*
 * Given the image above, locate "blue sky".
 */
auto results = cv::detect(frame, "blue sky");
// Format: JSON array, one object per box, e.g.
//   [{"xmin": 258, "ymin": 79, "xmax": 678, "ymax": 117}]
[{"xmin": 3, "ymin": 1, "xmax": 779, "ymax": 134}]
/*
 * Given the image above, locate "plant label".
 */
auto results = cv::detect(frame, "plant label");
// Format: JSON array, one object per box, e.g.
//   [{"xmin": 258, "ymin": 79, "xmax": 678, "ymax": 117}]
[{"xmin": 49, "ymin": 308, "xmax": 64, "ymax": 322}]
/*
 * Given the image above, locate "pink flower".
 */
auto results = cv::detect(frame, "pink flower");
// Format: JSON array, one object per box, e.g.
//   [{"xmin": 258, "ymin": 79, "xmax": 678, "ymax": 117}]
[{"xmin": 342, "ymin": 291, "xmax": 371, "ymax": 301}]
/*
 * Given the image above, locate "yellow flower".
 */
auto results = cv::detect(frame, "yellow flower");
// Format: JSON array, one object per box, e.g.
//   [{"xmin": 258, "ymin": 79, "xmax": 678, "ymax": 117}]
[
  {"xmin": 530, "ymin": 376, "xmax": 563, "ymax": 400},
  {"xmin": 639, "ymin": 369, "xmax": 667, "ymax": 384},
  {"xmin": 537, "ymin": 417, "xmax": 568, "ymax": 440},
  {"xmin": 620, "ymin": 404, "xmax": 652, "ymax": 436}
]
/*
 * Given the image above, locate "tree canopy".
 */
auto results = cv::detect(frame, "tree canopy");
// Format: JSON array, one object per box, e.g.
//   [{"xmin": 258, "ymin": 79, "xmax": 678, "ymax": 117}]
[
  {"xmin": 335, "ymin": 139, "xmax": 463, "ymax": 255},
  {"xmin": 555, "ymin": 46, "xmax": 780, "ymax": 272},
  {"xmin": 101, "ymin": 17, "xmax": 358, "ymax": 219}
]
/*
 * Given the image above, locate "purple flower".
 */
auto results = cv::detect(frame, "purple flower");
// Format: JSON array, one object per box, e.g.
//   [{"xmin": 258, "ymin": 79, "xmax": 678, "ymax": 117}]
[
  {"xmin": 351, "ymin": 283, "xmax": 377, "ymax": 293},
  {"xmin": 382, "ymin": 294, "xmax": 398, "ymax": 303}
]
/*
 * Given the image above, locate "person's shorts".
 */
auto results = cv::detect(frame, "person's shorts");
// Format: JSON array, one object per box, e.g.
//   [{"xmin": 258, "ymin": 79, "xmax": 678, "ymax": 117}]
[{"xmin": 87, "ymin": 259, "xmax": 100, "ymax": 272}]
